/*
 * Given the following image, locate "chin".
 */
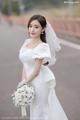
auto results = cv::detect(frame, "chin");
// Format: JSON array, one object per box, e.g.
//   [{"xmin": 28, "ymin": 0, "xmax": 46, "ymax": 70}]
[{"xmin": 30, "ymin": 35, "xmax": 39, "ymax": 39}]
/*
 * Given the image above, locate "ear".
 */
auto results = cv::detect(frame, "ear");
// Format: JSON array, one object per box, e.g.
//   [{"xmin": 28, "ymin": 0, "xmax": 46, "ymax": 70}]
[{"xmin": 41, "ymin": 28, "xmax": 45, "ymax": 33}]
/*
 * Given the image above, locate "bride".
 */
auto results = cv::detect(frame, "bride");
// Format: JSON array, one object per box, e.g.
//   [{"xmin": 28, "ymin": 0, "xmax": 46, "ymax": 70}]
[{"xmin": 18, "ymin": 14, "xmax": 69, "ymax": 120}]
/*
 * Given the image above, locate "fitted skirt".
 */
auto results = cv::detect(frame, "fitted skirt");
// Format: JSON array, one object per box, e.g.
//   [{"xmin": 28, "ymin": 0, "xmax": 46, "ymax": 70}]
[{"xmin": 30, "ymin": 77, "xmax": 69, "ymax": 120}]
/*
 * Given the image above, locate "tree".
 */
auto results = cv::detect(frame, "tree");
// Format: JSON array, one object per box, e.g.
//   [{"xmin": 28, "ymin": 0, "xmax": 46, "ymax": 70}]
[
  {"xmin": 1, "ymin": 0, "xmax": 20, "ymax": 15},
  {"xmin": 1, "ymin": 0, "xmax": 9, "ymax": 15},
  {"xmin": 12, "ymin": 1, "xmax": 20, "ymax": 15}
]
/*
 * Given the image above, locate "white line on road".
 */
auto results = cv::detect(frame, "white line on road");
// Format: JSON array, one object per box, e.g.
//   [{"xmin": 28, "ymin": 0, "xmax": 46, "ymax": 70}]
[{"xmin": 60, "ymin": 39, "xmax": 80, "ymax": 50}]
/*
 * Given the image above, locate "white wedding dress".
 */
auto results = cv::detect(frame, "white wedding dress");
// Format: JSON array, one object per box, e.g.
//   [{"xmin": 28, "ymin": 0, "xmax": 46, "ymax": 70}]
[{"xmin": 19, "ymin": 38, "xmax": 69, "ymax": 120}]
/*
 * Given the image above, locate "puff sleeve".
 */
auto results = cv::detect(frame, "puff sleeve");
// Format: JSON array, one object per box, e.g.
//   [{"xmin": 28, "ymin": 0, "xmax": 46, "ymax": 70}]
[{"xmin": 32, "ymin": 43, "xmax": 51, "ymax": 64}]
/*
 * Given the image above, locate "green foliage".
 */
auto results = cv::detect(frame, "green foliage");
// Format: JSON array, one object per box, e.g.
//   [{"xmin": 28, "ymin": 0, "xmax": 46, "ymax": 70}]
[
  {"xmin": 12, "ymin": 1, "xmax": 20, "ymax": 15},
  {"xmin": 1, "ymin": 0, "xmax": 20, "ymax": 15},
  {"xmin": 23, "ymin": 0, "xmax": 64, "ymax": 11},
  {"xmin": 1, "ymin": 0, "xmax": 9, "ymax": 15}
]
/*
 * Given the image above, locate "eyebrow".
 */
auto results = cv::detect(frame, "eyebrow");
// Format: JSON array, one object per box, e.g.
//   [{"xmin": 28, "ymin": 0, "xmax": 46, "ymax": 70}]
[{"xmin": 30, "ymin": 23, "xmax": 40, "ymax": 27}]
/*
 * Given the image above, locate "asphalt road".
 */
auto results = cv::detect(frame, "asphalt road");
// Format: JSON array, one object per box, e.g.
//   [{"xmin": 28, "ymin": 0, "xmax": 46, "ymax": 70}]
[{"xmin": 0, "ymin": 22, "xmax": 80, "ymax": 120}]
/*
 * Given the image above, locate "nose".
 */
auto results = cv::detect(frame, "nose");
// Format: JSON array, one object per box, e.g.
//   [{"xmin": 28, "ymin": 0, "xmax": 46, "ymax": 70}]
[{"xmin": 31, "ymin": 27, "xmax": 35, "ymax": 32}]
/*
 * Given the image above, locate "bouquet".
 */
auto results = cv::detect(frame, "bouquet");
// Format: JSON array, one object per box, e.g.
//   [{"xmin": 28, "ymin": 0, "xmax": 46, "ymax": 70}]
[{"xmin": 11, "ymin": 81, "xmax": 35, "ymax": 116}]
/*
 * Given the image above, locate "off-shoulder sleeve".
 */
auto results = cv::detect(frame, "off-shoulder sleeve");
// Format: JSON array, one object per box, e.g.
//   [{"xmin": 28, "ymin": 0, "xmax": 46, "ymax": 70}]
[{"xmin": 32, "ymin": 43, "xmax": 51, "ymax": 64}]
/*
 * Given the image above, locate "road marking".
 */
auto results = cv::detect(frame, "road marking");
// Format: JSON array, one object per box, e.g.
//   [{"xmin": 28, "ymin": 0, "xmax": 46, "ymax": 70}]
[{"xmin": 60, "ymin": 39, "xmax": 80, "ymax": 50}]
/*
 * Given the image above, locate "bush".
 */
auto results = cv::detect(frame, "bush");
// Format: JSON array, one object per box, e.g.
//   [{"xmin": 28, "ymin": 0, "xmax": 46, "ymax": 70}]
[
  {"xmin": 1, "ymin": 0, "xmax": 9, "ymax": 15},
  {"xmin": 12, "ymin": 1, "xmax": 20, "ymax": 15},
  {"xmin": 1, "ymin": 0, "xmax": 20, "ymax": 15}
]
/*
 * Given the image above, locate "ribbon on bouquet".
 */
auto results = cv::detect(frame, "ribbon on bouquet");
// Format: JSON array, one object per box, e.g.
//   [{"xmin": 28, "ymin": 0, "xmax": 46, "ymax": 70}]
[{"xmin": 21, "ymin": 106, "xmax": 27, "ymax": 117}]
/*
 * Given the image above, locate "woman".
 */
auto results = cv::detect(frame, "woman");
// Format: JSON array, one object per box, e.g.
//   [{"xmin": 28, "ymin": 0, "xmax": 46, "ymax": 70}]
[{"xmin": 18, "ymin": 15, "xmax": 69, "ymax": 120}]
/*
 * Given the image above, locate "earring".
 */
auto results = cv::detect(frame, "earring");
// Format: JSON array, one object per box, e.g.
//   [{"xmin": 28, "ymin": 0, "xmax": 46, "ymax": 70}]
[{"xmin": 41, "ymin": 31, "xmax": 44, "ymax": 34}]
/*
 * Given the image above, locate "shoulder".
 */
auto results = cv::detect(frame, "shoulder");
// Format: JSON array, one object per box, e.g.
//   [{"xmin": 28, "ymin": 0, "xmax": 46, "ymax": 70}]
[
  {"xmin": 33, "ymin": 42, "xmax": 50, "ymax": 54},
  {"xmin": 24, "ymin": 38, "xmax": 31, "ymax": 44},
  {"xmin": 41, "ymin": 42, "xmax": 49, "ymax": 46},
  {"xmin": 32, "ymin": 42, "xmax": 51, "ymax": 60},
  {"xmin": 22, "ymin": 38, "xmax": 31, "ymax": 47},
  {"xmin": 33, "ymin": 42, "xmax": 51, "ymax": 56},
  {"xmin": 36, "ymin": 42, "xmax": 49, "ymax": 49},
  {"xmin": 19, "ymin": 38, "xmax": 31, "ymax": 52},
  {"xmin": 41, "ymin": 42, "xmax": 50, "ymax": 48},
  {"xmin": 37, "ymin": 42, "xmax": 50, "ymax": 51}
]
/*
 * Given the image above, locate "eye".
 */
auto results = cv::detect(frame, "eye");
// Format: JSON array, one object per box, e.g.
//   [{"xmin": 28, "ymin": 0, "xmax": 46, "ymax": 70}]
[
  {"xmin": 35, "ymin": 26, "xmax": 39, "ymax": 28},
  {"xmin": 29, "ymin": 26, "xmax": 32, "ymax": 28},
  {"xmin": 34, "ymin": 25, "xmax": 40, "ymax": 28}
]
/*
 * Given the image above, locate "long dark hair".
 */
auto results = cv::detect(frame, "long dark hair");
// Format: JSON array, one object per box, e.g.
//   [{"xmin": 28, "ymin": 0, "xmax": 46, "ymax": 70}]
[
  {"xmin": 27, "ymin": 15, "xmax": 49, "ymax": 65},
  {"xmin": 27, "ymin": 14, "xmax": 47, "ymax": 43}
]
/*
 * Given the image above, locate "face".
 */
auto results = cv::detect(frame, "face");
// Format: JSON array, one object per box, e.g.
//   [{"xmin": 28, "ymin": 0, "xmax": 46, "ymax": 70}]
[{"xmin": 28, "ymin": 20, "xmax": 44, "ymax": 39}]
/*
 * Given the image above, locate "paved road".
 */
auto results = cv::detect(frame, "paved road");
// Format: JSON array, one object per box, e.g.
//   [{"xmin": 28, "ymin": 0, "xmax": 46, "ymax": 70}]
[{"xmin": 0, "ymin": 22, "xmax": 80, "ymax": 120}]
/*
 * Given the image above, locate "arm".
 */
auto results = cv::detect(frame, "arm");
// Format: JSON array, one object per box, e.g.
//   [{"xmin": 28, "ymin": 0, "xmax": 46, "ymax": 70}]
[
  {"xmin": 22, "ymin": 67, "xmax": 27, "ymax": 80},
  {"xmin": 18, "ymin": 58, "xmax": 43, "ymax": 88},
  {"xmin": 26, "ymin": 58, "xmax": 44, "ymax": 83}
]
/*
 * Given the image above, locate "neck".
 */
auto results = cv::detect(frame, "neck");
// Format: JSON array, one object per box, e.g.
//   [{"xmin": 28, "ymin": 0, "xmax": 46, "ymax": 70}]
[{"xmin": 31, "ymin": 37, "xmax": 41, "ymax": 43}]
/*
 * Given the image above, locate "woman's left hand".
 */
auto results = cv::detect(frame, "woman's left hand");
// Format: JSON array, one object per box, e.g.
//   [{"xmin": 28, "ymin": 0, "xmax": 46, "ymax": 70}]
[{"xmin": 17, "ymin": 79, "xmax": 27, "ymax": 88}]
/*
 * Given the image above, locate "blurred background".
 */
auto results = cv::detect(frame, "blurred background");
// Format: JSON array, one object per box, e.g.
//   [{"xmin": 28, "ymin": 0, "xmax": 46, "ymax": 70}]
[
  {"xmin": 0, "ymin": 0, "xmax": 80, "ymax": 16},
  {"xmin": 0, "ymin": 0, "xmax": 80, "ymax": 120},
  {"xmin": 0, "ymin": 0, "xmax": 80, "ymax": 40}
]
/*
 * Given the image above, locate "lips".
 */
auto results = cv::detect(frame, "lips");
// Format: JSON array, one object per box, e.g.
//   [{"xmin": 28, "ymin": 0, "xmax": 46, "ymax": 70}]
[{"xmin": 31, "ymin": 33, "xmax": 35, "ymax": 35}]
